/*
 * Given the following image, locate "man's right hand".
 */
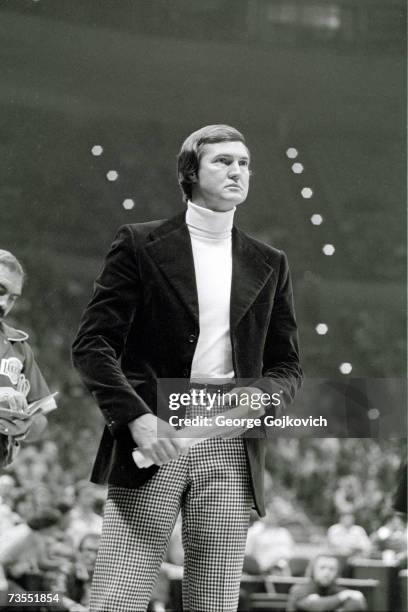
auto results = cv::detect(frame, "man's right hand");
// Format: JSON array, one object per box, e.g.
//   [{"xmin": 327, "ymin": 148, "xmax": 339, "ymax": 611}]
[
  {"xmin": 128, "ymin": 413, "xmax": 184, "ymax": 466},
  {"xmin": 0, "ymin": 388, "xmax": 28, "ymax": 414}
]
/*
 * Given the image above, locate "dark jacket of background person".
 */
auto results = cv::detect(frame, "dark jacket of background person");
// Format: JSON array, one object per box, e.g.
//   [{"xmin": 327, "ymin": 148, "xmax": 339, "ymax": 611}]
[
  {"xmin": 72, "ymin": 213, "xmax": 302, "ymax": 516},
  {"xmin": 286, "ymin": 555, "xmax": 367, "ymax": 612}
]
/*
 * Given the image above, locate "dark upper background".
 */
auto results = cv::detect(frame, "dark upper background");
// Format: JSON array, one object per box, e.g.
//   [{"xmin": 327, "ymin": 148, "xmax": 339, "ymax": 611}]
[{"xmin": 0, "ymin": 0, "xmax": 405, "ymax": 443}]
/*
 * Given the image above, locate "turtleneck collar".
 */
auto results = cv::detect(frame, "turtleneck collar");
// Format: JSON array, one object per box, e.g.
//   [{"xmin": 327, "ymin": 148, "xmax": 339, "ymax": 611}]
[{"xmin": 186, "ymin": 200, "xmax": 235, "ymax": 239}]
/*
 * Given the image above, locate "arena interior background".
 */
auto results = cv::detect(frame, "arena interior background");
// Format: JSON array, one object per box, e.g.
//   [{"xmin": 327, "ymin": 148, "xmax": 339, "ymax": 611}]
[{"xmin": 0, "ymin": 0, "xmax": 406, "ymax": 523}]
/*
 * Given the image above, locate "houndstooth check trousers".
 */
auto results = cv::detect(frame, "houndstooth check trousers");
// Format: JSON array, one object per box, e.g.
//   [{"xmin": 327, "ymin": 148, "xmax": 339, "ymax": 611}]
[{"xmin": 90, "ymin": 437, "xmax": 253, "ymax": 612}]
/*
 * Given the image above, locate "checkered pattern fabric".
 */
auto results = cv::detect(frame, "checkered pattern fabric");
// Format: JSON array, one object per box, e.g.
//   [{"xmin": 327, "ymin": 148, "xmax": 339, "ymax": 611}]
[
  {"xmin": 185, "ymin": 384, "xmax": 236, "ymax": 417},
  {"xmin": 90, "ymin": 437, "xmax": 252, "ymax": 612}
]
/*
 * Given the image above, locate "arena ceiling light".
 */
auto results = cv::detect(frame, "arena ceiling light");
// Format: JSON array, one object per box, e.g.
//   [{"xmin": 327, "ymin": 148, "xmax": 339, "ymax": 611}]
[
  {"xmin": 315, "ymin": 323, "xmax": 328, "ymax": 335},
  {"xmin": 322, "ymin": 244, "xmax": 335, "ymax": 256},
  {"xmin": 339, "ymin": 362, "xmax": 352, "ymax": 375},
  {"xmin": 311, "ymin": 214, "xmax": 323, "ymax": 225},
  {"xmin": 122, "ymin": 199, "xmax": 135, "ymax": 210},
  {"xmin": 106, "ymin": 170, "xmax": 119, "ymax": 181},
  {"xmin": 291, "ymin": 163, "xmax": 304, "ymax": 174},
  {"xmin": 301, "ymin": 187, "xmax": 313, "ymax": 199},
  {"xmin": 286, "ymin": 148, "xmax": 298, "ymax": 159},
  {"xmin": 91, "ymin": 145, "xmax": 103, "ymax": 156}
]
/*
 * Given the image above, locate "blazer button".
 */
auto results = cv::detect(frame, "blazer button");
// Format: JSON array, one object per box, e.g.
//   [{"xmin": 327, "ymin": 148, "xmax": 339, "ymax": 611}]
[
  {"xmin": 188, "ymin": 333, "xmax": 197, "ymax": 343},
  {"xmin": 182, "ymin": 368, "xmax": 189, "ymax": 377}
]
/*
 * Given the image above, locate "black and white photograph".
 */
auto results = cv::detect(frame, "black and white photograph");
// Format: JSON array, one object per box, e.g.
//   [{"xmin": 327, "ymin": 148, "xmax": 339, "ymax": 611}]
[{"xmin": 0, "ymin": 2, "xmax": 406, "ymax": 611}]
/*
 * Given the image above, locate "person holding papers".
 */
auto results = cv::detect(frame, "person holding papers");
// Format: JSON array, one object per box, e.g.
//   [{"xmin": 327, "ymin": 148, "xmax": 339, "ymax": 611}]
[{"xmin": 0, "ymin": 250, "xmax": 56, "ymax": 467}]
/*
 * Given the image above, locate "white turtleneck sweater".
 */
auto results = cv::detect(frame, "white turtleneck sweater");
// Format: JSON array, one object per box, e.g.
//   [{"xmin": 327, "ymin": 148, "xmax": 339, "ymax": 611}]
[{"xmin": 186, "ymin": 200, "xmax": 236, "ymax": 382}]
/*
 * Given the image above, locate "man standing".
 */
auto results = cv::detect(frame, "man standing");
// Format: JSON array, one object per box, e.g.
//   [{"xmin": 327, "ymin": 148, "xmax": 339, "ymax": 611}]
[
  {"xmin": 0, "ymin": 250, "xmax": 55, "ymax": 467},
  {"xmin": 72, "ymin": 124, "xmax": 302, "ymax": 611}
]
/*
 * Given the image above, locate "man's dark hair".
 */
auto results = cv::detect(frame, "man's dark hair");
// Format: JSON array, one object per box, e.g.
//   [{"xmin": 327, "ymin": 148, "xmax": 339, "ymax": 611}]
[
  {"xmin": 177, "ymin": 124, "xmax": 248, "ymax": 202},
  {"xmin": 0, "ymin": 250, "xmax": 25, "ymax": 281}
]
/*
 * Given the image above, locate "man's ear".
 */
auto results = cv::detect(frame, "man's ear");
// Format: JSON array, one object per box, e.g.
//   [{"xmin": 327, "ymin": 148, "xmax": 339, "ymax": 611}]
[{"xmin": 189, "ymin": 172, "xmax": 197, "ymax": 183}]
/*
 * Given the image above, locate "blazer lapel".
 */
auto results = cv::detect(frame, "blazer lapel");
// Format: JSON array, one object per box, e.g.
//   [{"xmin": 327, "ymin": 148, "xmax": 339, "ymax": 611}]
[
  {"xmin": 144, "ymin": 212, "xmax": 275, "ymax": 328},
  {"xmin": 230, "ymin": 227, "xmax": 275, "ymax": 329},
  {"xmin": 145, "ymin": 212, "xmax": 199, "ymax": 323}
]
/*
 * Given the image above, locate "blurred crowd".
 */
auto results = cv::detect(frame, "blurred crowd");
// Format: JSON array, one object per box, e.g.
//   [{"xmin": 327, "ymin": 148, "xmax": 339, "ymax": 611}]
[
  {"xmin": 0, "ymin": 441, "xmax": 104, "ymax": 611},
  {"xmin": 264, "ymin": 438, "xmax": 403, "ymax": 532},
  {"xmin": 0, "ymin": 437, "xmax": 405, "ymax": 611}
]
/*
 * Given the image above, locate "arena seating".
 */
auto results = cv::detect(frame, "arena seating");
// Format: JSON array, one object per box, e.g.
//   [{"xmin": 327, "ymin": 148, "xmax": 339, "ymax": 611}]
[
  {"xmin": 349, "ymin": 557, "xmax": 402, "ymax": 612},
  {"xmin": 399, "ymin": 570, "xmax": 408, "ymax": 612},
  {"xmin": 242, "ymin": 575, "xmax": 379, "ymax": 611}
]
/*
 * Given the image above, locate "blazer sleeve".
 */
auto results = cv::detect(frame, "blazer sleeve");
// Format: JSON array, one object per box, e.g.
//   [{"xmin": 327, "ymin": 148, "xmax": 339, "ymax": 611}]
[
  {"xmin": 72, "ymin": 225, "xmax": 153, "ymax": 435},
  {"xmin": 253, "ymin": 250, "xmax": 303, "ymax": 416}
]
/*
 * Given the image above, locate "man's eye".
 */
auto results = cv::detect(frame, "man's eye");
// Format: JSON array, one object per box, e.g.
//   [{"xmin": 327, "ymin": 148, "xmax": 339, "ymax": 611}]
[
  {"xmin": 216, "ymin": 157, "xmax": 229, "ymax": 164},
  {"xmin": 239, "ymin": 160, "xmax": 249, "ymax": 167}
]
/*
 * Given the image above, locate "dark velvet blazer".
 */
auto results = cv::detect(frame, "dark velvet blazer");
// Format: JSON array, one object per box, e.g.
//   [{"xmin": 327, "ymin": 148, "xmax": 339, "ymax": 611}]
[{"xmin": 72, "ymin": 211, "xmax": 302, "ymax": 516}]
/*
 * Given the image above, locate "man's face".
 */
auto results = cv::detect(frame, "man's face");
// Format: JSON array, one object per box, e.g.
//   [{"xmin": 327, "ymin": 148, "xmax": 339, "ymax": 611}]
[
  {"xmin": 192, "ymin": 141, "xmax": 250, "ymax": 212},
  {"xmin": 80, "ymin": 535, "xmax": 100, "ymax": 571},
  {"xmin": 0, "ymin": 264, "xmax": 23, "ymax": 321},
  {"xmin": 313, "ymin": 557, "xmax": 339, "ymax": 587}
]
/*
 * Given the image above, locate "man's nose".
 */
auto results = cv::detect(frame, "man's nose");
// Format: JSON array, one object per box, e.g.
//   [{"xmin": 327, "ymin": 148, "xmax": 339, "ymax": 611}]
[{"xmin": 228, "ymin": 161, "xmax": 241, "ymax": 177}]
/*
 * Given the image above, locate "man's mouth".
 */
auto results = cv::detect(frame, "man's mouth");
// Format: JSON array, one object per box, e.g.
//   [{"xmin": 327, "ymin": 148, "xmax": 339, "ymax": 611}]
[{"xmin": 226, "ymin": 184, "xmax": 241, "ymax": 190}]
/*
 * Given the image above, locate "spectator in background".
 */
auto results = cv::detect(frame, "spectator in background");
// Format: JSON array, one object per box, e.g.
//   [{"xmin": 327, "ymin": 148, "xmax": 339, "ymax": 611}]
[
  {"xmin": 29, "ymin": 483, "xmax": 55, "ymax": 514},
  {"xmin": 334, "ymin": 476, "xmax": 364, "ymax": 517},
  {"xmin": 358, "ymin": 479, "xmax": 384, "ymax": 530},
  {"xmin": 287, "ymin": 554, "xmax": 367, "ymax": 611},
  {"xmin": 370, "ymin": 512, "xmax": 407, "ymax": 561},
  {"xmin": 59, "ymin": 483, "xmax": 77, "ymax": 508},
  {"xmin": 0, "ymin": 521, "xmax": 34, "ymax": 590},
  {"xmin": 0, "ymin": 474, "xmax": 15, "ymax": 506},
  {"xmin": 13, "ymin": 491, "xmax": 34, "ymax": 523},
  {"xmin": 327, "ymin": 513, "xmax": 371, "ymax": 557},
  {"xmin": 10, "ymin": 446, "xmax": 44, "ymax": 489},
  {"xmin": 0, "ymin": 508, "xmax": 62, "ymax": 591},
  {"xmin": 244, "ymin": 511, "xmax": 294, "ymax": 575},
  {"xmin": 0, "ymin": 250, "xmax": 56, "ymax": 467},
  {"xmin": 66, "ymin": 480, "xmax": 103, "ymax": 548},
  {"xmin": 37, "ymin": 513, "xmax": 75, "ymax": 595},
  {"xmin": 71, "ymin": 532, "xmax": 101, "ymax": 608},
  {"xmin": 40, "ymin": 440, "xmax": 66, "ymax": 489},
  {"xmin": 0, "ymin": 503, "xmax": 92, "ymax": 611},
  {"xmin": 0, "ymin": 475, "xmax": 20, "ymax": 535}
]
